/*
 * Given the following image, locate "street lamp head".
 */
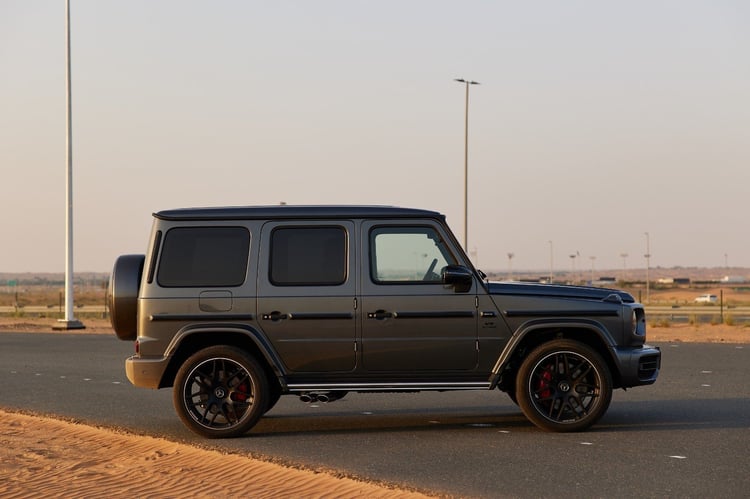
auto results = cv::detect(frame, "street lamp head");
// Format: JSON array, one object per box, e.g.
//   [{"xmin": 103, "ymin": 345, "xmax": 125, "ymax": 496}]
[{"xmin": 454, "ymin": 78, "xmax": 480, "ymax": 85}]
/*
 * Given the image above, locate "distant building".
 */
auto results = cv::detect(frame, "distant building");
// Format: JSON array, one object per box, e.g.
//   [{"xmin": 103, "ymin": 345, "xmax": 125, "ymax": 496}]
[{"xmin": 721, "ymin": 275, "xmax": 748, "ymax": 284}]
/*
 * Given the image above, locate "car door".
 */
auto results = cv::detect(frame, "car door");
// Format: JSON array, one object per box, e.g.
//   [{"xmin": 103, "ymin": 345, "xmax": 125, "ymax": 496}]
[
  {"xmin": 359, "ymin": 220, "xmax": 478, "ymax": 371},
  {"xmin": 257, "ymin": 221, "xmax": 357, "ymax": 373}
]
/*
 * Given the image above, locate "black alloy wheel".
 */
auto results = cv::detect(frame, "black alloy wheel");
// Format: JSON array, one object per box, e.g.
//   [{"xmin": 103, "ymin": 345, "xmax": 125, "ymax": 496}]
[
  {"xmin": 516, "ymin": 339, "xmax": 612, "ymax": 432},
  {"xmin": 173, "ymin": 346, "xmax": 268, "ymax": 438}
]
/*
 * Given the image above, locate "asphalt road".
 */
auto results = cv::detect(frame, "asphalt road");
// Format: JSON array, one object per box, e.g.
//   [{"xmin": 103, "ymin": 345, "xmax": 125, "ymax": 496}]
[{"xmin": 1, "ymin": 333, "xmax": 748, "ymax": 498}]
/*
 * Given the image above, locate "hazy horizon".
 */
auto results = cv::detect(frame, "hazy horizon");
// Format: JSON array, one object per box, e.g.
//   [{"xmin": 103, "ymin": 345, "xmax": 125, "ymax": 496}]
[{"xmin": 2, "ymin": 1, "xmax": 748, "ymax": 273}]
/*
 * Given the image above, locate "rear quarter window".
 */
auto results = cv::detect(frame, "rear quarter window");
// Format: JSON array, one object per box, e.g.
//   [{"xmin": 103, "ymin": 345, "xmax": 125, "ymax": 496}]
[{"xmin": 157, "ymin": 227, "xmax": 250, "ymax": 287}]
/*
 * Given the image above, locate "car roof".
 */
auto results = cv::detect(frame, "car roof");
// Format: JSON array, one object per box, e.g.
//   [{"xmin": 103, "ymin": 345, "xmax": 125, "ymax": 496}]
[{"xmin": 154, "ymin": 205, "xmax": 445, "ymax": 222}]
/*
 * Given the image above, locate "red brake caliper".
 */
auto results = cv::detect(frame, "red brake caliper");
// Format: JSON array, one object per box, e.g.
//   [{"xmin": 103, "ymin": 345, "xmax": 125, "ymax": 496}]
[
  {"xmin": 232, "ymin": 384, "xmax": 248, "ymax": 402},
  {"xmin": 537, "ymin": 365, "xmax": 553, "ymax": 399}
]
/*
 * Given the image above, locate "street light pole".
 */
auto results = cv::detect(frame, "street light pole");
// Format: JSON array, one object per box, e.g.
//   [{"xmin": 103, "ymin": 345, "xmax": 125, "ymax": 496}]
[
  {"xmin": 644, "ymin": 232, "xmax": 651, "ymax": 304},
  {"xmin": 507, "ymin": 252, "xmax": 514, "ymax": 281},
  {"xmin": 569, "ymin": 253, "xmax": 578, "ymax": 283},
  {"xmin": 55, "ymin": 0, "xmax": 84, "ymax": 330},
  {"xmin": 454, "ymin": 78, "xmax": 479, "ymax": 251},
  {"xmin": 548, "ymin": 240, "xmax": 554, "ymax": 283}
]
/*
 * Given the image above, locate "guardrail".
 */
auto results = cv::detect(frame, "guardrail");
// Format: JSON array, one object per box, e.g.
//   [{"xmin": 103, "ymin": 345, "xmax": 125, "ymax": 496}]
[
  {"xmin": 0, "ymin": 305, "xmax": 107, "ymax": 317},
  {"xmin": 0, "ymin": 305, "xmax": 106, "ymax": 313},
  {"xmin": 645, "ymin": 305, "xmax": 750, "ymax": 324}
]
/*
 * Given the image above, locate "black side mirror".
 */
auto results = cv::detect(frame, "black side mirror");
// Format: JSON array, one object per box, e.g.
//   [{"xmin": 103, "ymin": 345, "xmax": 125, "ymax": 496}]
[{"xmin": 442, "ymin": 265, "xmax": 473, "ymax": 293}]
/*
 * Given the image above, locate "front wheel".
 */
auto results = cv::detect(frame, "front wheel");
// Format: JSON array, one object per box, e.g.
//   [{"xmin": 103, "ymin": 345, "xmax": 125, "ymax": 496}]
[
  {"xmin": 173, "ymin": 346, "xmax": 268, "ymax": 438},
  {"xmin": 516, "ymin": 340, "xmax": 612, "ymax": 432}
]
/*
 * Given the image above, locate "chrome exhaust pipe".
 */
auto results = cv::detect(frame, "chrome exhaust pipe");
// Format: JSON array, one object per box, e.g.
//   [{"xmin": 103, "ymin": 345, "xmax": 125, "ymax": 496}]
[
  {"xmin": 299, "ymin": 391, "xmax": 348, "ymax": 403},
  {"xmin": 299, "ymin": 392, "xmax": 317, "ymax": 403},
  {"xmin": 321, "ymin": 391, "xmax": 347, "ymax": 402}
]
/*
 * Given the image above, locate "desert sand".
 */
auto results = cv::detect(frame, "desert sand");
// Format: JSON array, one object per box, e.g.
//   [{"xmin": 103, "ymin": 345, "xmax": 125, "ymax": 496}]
[
  {"xmin": 0, "ymin": 318, "xmax": 434, "ymax": 498},
  {"xmin": 0, "ymin": 409, "xmax": 431, "ymax": 498},
  {"xmin": 1, "ymin": 317, "xmax": 747, "ymax": 497}
]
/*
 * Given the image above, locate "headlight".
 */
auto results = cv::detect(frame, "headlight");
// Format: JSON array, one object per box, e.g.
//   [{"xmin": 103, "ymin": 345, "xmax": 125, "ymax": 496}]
[{"xmin": 632, "ymin": 308, "xmax": 646, "ymax": 337}]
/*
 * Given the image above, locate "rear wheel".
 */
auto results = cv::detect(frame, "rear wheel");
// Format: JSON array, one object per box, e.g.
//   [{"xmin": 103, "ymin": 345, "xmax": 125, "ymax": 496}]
[
  {"xmin": 516, "ymin": 340, "xmax": 612, "ymax": 432},
  {"xmin": 173, "ymin": 346, "xmax": 268, "ymax": 438}
]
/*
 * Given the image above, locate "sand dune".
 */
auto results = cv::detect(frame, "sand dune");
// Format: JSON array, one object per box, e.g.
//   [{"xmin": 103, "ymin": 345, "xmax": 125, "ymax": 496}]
[{"xmin": 0, "ymin": 410, "xmax": 432, "ymax": 498}]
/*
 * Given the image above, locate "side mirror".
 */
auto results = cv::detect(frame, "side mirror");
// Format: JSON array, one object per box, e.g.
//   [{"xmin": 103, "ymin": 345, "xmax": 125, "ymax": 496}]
[{"xmin": 442, "ymin": 265, "xmax": 473, "ymax": 293}]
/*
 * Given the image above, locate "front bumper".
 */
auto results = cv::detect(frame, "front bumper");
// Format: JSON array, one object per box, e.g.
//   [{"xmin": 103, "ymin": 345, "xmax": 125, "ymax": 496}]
[
  {"xmin": 125, "ymin": 355, "xmax": 169, "ymax": 389},
  {"xmin": 613, "ymin": 344, "xmax": 661, "ymax": 388}
]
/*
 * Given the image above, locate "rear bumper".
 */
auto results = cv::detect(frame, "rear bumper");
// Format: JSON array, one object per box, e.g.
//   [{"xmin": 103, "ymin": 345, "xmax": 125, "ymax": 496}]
[
  {"xmin": 125, "ymin": 355, "xmax": 169, "ymax": 389},
  {"xmin": 613, "ymin": 344, "xmax": 661, "ymax": 388}
]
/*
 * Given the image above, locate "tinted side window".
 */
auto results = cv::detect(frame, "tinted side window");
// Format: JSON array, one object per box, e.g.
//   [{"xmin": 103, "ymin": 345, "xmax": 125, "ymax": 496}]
[
  {"xmin": 270, "ymin": 227, "xmax": 347, "ymax": 286},
  {"xmin": 370, "ymin": 226, "xmax": 457, "ymax": 283},
  {"xmin": 157, "ymin": 227, "xmax": 250, "ymax": 287}
]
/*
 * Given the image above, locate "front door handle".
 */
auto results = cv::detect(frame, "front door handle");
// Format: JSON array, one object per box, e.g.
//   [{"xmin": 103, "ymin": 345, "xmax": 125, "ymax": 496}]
[
  {"xmin": 367, "ymin": 310, "xmax": 393, "ymax": 320},
  {"xmin": 262, "ymin": 311, "xmax": 288, "ymax": 321}
]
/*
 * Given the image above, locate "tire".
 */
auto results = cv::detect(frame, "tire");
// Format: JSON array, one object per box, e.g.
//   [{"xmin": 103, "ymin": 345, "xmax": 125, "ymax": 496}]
[
  {"xmin": 516, "ymin": 339, "xmax": 612, "ymax": 432},
  {"xmin": 173, "ymin": 346, "xmax": 268, "ymax": 438}
]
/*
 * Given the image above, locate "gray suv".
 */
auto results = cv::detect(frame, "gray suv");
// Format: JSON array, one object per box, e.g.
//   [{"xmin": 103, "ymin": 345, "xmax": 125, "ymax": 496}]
[{"xmin": 109, "ymin": 205, "xmax": 660, "ymax": 438}]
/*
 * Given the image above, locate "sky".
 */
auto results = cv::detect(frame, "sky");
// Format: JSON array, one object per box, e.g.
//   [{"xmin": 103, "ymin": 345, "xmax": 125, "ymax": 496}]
[{"xmin": 1, "ymin": 1, "xmax": 749, "ymax": 273}]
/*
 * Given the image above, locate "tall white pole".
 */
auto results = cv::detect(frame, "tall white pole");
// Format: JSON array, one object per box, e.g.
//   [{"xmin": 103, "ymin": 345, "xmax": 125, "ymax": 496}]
[
  {"xmin": 463, "ymin": 81, "xmax": 469, "ymax": 251},
  {"xmin": 454, "ymin": 79, "xmax": 479, "ymax": 252},
  {"xmin": 56, "ymin": 0, "xmax": 84, "ymax": 330}
]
